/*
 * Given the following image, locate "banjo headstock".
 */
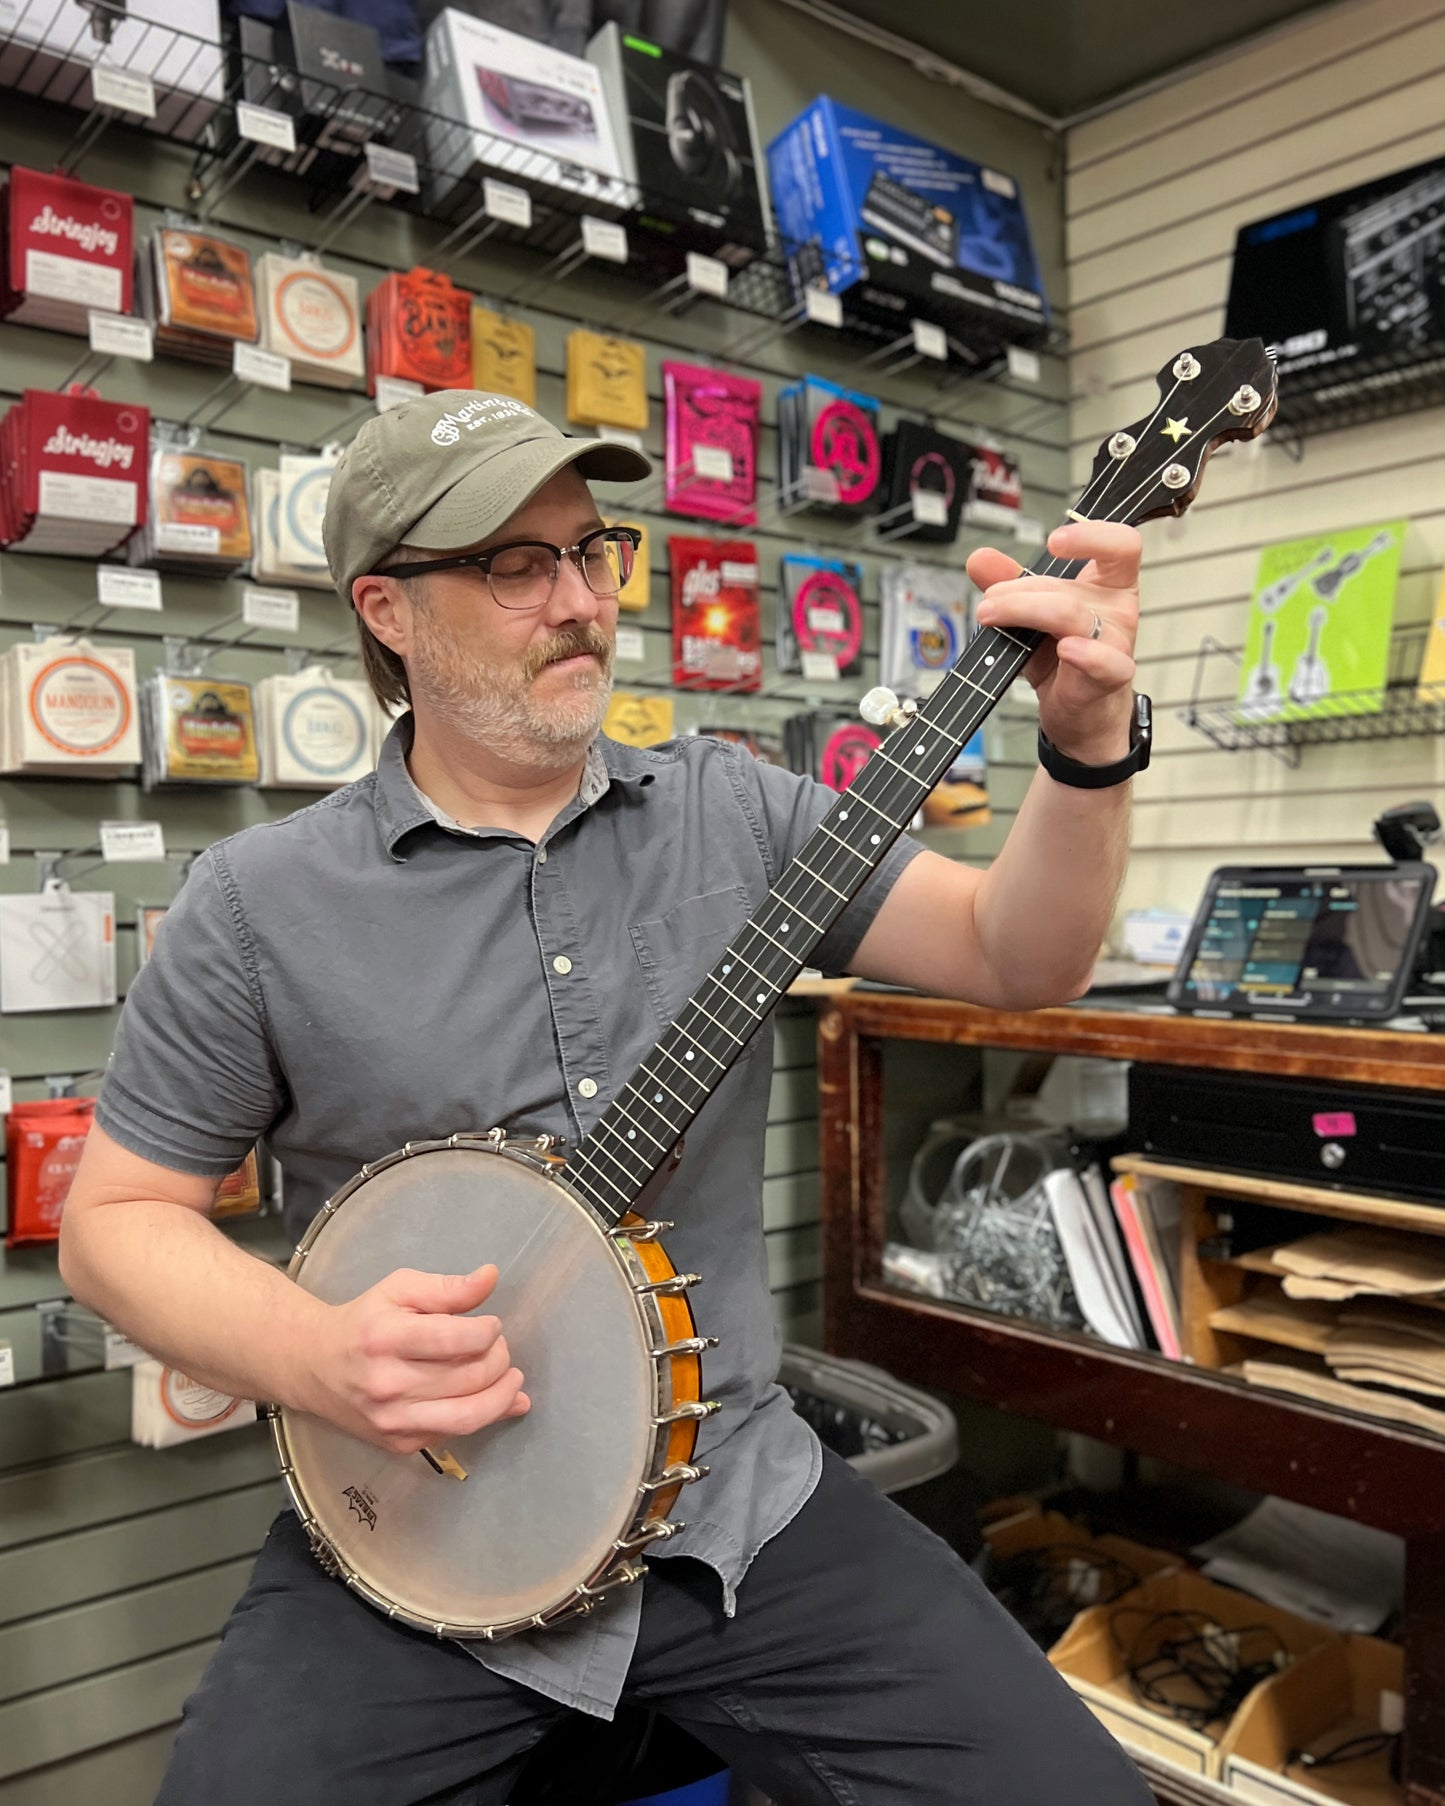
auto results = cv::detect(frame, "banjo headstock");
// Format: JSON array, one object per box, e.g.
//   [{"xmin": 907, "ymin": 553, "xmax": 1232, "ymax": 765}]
[{"xmin": 1079, "ymin": 337, "xmax": 1277, "ymax": 527}]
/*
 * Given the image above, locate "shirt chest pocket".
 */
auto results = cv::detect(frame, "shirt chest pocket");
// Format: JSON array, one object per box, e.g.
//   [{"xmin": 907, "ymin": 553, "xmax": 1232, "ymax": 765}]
[{"xmin": 629, "ymin": 885, "xmax": 753, "ymax": 1030}]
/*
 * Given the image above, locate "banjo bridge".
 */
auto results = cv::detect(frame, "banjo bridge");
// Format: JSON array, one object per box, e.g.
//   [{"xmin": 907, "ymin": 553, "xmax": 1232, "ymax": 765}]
[{"xmin": 419, "ymin": 1446, "xmax": 469, "ymax": 1481}]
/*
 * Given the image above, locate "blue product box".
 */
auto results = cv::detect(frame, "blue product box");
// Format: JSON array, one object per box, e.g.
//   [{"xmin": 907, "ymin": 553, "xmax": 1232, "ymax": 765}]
[{"xmin": 766, "ymin": 96, "xmax": 1048, "ymax": 349}]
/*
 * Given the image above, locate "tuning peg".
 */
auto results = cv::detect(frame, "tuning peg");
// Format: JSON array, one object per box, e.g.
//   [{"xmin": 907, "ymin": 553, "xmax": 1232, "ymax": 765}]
[{"xmin": 860, "ymin": 686, "xmax": 917, "ymax": 729}]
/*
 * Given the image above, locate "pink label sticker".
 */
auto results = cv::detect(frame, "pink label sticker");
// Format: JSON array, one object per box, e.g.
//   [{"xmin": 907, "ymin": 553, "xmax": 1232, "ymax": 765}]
[{"xmin": 1313, "ymin": 1111, "xmax": 1357, "ymax": 1138}]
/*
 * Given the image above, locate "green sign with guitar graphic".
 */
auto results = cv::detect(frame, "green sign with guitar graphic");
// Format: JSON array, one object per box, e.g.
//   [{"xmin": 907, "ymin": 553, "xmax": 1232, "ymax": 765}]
[{"xmin": 1238, "ymin": 520, "xmax": 1405, "ymax": 724}]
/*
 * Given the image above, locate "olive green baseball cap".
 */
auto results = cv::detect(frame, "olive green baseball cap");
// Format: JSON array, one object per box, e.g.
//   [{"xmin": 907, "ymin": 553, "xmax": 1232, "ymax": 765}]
[{"xmin": 323, "ymin": 388, "xmax": 652, "ymax": 603}]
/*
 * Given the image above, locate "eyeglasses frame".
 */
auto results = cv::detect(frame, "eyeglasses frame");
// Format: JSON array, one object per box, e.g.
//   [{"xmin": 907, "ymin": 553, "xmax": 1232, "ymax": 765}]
[{"xmin": 373, "ymin": 525, "xmax": 642, "ymax": 608}]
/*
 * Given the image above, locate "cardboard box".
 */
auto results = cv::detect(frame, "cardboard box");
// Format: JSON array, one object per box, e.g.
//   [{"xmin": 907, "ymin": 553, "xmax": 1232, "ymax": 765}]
[
  {"xmin": 587, "ymin": 21, "xmax": 771, "ymax": 269},
  {"xmin": 423, "ymin": 9, "xmax": 630, "ymax": 215},
  {"xmin": 0, "ymin": 0, "xmax": 224, "ymax": 138},
  {"xmin": 1049, "ymin": 1567, "xmax": 1336, "ymax": 1778},
  {"xmin": 766, "ymin": 95, "xmax": 1047, "ymax": 350},
  {"xmin": 983, "ymin": 1509, "xmax": 1179, "ymax": 1648},
  {"xmin": 1218, "ymin": 1635, "xmax": 1403, "ymax": 1805}
]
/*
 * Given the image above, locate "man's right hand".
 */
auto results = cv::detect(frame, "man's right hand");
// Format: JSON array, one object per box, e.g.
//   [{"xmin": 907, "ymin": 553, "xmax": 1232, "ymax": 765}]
[{"xmin": 309, "ymin": 1264, "xmax": 531, "ymax": 1455}]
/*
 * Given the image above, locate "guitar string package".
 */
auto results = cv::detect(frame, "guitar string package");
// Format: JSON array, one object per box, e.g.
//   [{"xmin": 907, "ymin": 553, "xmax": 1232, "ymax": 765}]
[
  {"xmin": 663, "ymin": 361, "xmax": 761, "ymax": 526},
  {"xmin": 566, "ymin": 331, "xmax": 649, "ymax": 431},
  {"xmin": 879, "ymin": 563, "xmax": 975, "ymax": 695},
  {"xmin": 471, "ymin": 306, "xmax": 538, "ymax": 407},
  {"xmin": 783, "ymin": 710, "xmax": 882, "ymax": 793},
  {"xmin": 139, "ymin": 226, "xmax": 259, "ymax": 363},
  {"xmin": 366, "ymin": 267, "xmax": 472, "ymax": 394},
  {"xmin": 256, "ymin": 252, "xmax": 364, "ymax": 387},
  {"xmin": 0, "ymin": 167, "xmax": 135, "ymax": 333},
  {"xmin": 141, "ymin": 675, "xmax": 261, "ymax": 789},
  {"xmin": 777, "ymin": 373, "xmax": 882, "ymax": 517},
  {"xmin": 0, "ymin": 887, "xmax": 116, "ymax": 1014},
  {"xmin": 0, "ymin": 641, "xmax": 141, "ymax": 776},
  {"xmin": 256, "ymin": 668, "xmax": 377, "ymax": 789},
  {"xmin": 777, "ymin": 554, "xmax": 865, "ymax": 679},
  {"xmin": 4, "ymin": 1095, "xmax": 97, "ymax": 1247},
  {"xmin": 274, "ymin": 451, "xmax": 337, "ymax": 578},
  {"xmin": 131, "ymin": 1361, "xmax": 257, "ymax": 1448},
  {"xmin": 669, "ymin": 536, "xmax": 762, "ymax": 692},
  {"xmin": 131, "ymin": 446, "xmax": 253, "ymax": 574},
  {"xmin": 962, "ymin": 444, "xmax": 1023, "ymax": 529},
  {"xmin": 878, "ymin": 419, "xmax": 973, "ymax": 546},
  {"xmin": 251, "ymin": 467, "xmax": 336, "ymax": 589},
  {"xmin": 0, "ymin": 389, "xmax": 150, "ymax": 558}
]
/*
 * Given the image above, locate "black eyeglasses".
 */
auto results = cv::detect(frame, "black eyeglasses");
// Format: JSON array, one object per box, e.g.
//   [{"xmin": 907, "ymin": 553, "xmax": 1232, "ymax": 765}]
[{"xmin": 376, "ymin": 526, "xmax": 640, "ymax": 612}]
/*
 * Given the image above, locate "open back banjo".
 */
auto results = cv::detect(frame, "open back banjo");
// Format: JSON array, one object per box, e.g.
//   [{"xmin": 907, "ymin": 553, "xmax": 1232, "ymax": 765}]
[{"xmin": 273, "ymin": 337, "xmax": 1277, "ymax": 1639}]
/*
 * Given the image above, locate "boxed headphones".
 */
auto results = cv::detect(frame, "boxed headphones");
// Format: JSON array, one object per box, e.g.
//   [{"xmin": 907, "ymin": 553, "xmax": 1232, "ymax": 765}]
[{"xmin": 587, "ymin": 23, "xmax": 772, "ymax": 270}]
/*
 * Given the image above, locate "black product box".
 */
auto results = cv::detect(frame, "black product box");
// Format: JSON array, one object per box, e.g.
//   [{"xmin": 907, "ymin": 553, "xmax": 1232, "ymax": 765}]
[
  {"xmin": 776, "ymin": 373, "xmax": 883, "ymax": 519},
  {"xmin": 586, "ymin": 21, "xmax": 772, "ymax": 270},
  {"xmin": 878, "ymin": 419, "xmax": 975, "ymax": 545},
  {"xmin": 1129, "ymin": 1064, "xmax": 1445, "ymax": 1203},
  {"xmin": 1224, "ymin": 152, "xmax": 1445, "ymax": 422},
  {"xmin": 238, "ymin": 3, "xmax": 399, "ymax": 156}
]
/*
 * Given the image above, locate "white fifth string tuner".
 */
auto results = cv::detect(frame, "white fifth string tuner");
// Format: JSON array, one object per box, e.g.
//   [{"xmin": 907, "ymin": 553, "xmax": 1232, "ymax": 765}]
[{"xmin": 860, "ymin": 686, "xmax": 918, "ymax": 730}]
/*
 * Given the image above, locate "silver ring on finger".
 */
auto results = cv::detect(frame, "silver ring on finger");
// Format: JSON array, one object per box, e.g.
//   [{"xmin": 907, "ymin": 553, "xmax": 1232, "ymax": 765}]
[{"xmin": 1088, "ymin": 610, "xmax": 1102, "ymax": 641}]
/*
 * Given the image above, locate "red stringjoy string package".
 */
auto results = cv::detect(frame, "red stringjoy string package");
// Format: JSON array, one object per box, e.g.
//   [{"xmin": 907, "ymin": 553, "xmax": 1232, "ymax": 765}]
[{"xmin": 5, "ymin": 1095, "xmax": 96, "ymax": 1247}]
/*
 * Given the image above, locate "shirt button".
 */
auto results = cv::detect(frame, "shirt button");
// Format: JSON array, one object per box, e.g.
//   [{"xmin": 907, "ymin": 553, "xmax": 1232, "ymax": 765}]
[
  {"xmin": 578, "ymin": 1077, "xmax": 598, "ymax": 1099},
  {"xmin": 536, "ymin": 848, "xmax": 548, "ymax": 864},
  {"xmin": 552, "ymin": 955, "xmax": 573, "ymax": 975}
]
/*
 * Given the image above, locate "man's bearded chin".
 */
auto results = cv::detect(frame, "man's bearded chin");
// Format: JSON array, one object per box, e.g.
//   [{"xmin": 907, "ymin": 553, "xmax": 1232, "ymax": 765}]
[{"xmin": 408, "ymin": 618, "xmax": 614, "ymax": 761}]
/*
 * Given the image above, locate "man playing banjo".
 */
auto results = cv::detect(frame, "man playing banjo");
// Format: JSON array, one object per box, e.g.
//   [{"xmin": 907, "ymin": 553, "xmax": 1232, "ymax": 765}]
[{"xmin": 61, "ymin": 390, "xmax": 1154, "ymax": 1805}]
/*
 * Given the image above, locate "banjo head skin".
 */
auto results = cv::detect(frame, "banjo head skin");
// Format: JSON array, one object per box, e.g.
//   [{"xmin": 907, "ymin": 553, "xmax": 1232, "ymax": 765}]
[{"xmin": 274, "ymin": 1138, "xmax": 710, "ymax": 1639}]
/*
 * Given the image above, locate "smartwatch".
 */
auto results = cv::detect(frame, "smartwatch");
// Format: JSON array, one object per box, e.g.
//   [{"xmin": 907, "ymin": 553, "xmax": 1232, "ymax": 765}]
[{"xmin": 1037, "ymin": 693, "xmax": 1152, "ymax": 790}]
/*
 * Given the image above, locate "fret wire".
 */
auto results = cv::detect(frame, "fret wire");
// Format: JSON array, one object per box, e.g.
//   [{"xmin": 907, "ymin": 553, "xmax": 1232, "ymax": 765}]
[
  {"xmin": 792, "ymin": 860, "xmax": 848, "ymax": 900},
  {"xmin": 566, "ymin": 1148, "xmax": 631, "ymax": 1206},
  {"xmin": 633, "ymin": 1062, "xmax": 695, "ymax": 1113},
  {"xmin": 563, "ymin": 1166, "xmax": 616, "ymax": 1219},
  {"xmin": 816, "ymin": 823, "xmax": 870, "ymax": 861},
  {"xmin": 746, "ymin": 919, "xmax": 809, "ymax": 963},
  {"xmin": 685, "ymin": 996, "xmax": 748, "ymax": 1043},
  {"xmin": 609, "ymin": 1100, "xmax": 669, "ymax": 1152},
  {"xmin": 728, "ymin": 941, "xmax": 790, "ymax": 992},
  {"xmin": 757, "ymin": 891, "xmax": 825, "ymax": 937},
  {"xmin": 575, "ymin": 1131, "xmax": 646, "ymax": 1189},
  {"xmin": 705, "ymin": 974, "xmax": 771, "ymax": 1027},
  {"xmin": 832, "ymin": 787, "xmax": 900, "ymax": 826},
  {"xmin": 654, "ymin": 1030, "xmax": 725, "ymax": 1080},
  {"xmin": 591, "ymin": 1119, "xmax": 656, "ymax": 1179}
]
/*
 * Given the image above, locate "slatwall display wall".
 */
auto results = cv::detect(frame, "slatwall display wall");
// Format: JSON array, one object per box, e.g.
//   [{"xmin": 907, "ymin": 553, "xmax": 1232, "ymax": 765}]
[
  {"xmin": 0, "ymin": 0, "xmax": 1071, "ymax": 1794},
  {"xmin": 1068, "ymin": 0, "xmax": 1445, "ymax": 921}
]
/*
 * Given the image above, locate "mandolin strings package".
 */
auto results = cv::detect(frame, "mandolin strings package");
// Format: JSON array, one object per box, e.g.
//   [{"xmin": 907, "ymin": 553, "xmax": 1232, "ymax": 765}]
[
  {"xmin": 0, "ymin": 640, "xmax": 141, "ymax": 776},
  {"xmin": 131, "ymin": 1361, "xmax": 257, "ymax": 1447}
]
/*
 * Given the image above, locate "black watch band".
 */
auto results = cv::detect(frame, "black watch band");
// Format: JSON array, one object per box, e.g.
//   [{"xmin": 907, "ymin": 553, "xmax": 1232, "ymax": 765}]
[{"xmin": 1037, "ymin": 693, "xmax": 1152, "ymax": 790}]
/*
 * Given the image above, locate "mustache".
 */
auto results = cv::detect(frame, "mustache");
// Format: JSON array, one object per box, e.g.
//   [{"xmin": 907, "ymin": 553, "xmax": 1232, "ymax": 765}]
[{"xmin": 523, "ymin": 626, "xmax": 613, "ymax": 680}]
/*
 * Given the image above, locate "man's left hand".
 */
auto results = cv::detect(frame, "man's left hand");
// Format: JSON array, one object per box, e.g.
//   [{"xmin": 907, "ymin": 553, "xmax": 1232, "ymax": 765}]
[{"xmin": 967, "ymin": 520, "xmax": 1142, "ymax": 767}]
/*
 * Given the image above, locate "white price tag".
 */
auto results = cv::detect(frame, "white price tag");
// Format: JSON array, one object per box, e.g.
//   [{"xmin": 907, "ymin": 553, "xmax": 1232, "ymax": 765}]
[
  {"xmin": 802, "ymin": 466, "xmax": 840, "ymax": 503},
  {"xmin": 1013, "ymin": 515, "xmax": 1046, "ymax": 547},
  {"xmin": 801, "ymin": 650, "xmax": 840, "ymax": 682},
  {"xmin": 242, "ymin": 587, "xmax": 300, "ymax": 633},
  {"xmin": 375, "ymin": 375, "xmax": 424, "ymax": 412},
  {"xmin": 911, "ymin": 319, "xmax": 948, "ymax": 361},
  {"xmin": 104, "ymin": 1326, "xmax": 148, "ymax": 1371},
  {"xmin": 581, "ymin": 217, "xmax": 628, "ymax": 264},
  {"xmin": 1007, "ymin": 345, "xmax": 1042, "ymax": 383},
  {"xmin": 807, "ymin": 606, "xmax": 844, "ymax": 634},
  {"xmin": 0, "ymin": 1071, "xmax": 11, "ymax": 1113},
  {"xmin": 0, "ymin": 1344, "xmax": 13, "ymax": 1389},
  {"xmin": 804, "ymin": 289, "xmax": 842, "ymax": 328},
  {"xmin": 156, "ymin": 521, "xmax": 219, "ymax": 555},
  {"xmin": 693, "ymin": 445, "xmax": 733, "ymax": 482},
  {"xmin": 911, "ymin": 490, "xmax": 948, "ymax": 527},
  {"xmin": 98, "ymin": 566, "xmax": 162, "ymax": 611},
  {"xmin": 596, "ymin": 427, "xmax": 645, "ymax": 454},
  {"xmin": 483, "ymin": 178, "xmax": 532, "ymax": 229},
  {"xmin": 92, "ymin": 65, "xmax": 156, "ymax": 117},
  {"xmin": 906, "ymin": 604, "xmax": 941, "ymax": 631},
  {"xmin": 236, "ymin": 101, "xmax": 297, "ymax": 153},
  {"xmin": 0, "ymin": 824, "xmax": 8, "ymax": 866},
  {"xmin": 100, "ymin": 821, "xmax": 166, "ymax": 863},
  {"xmin": 88, "ymin": 311, "xmax": 154, "ymax": 361},
  {"xmin": 685, "ymin": 252, "xmax": 729, "ymax": 299},
  {"xmin": 233, "ymin": 341, "xmax": 291, "ymax": 391},
  {"xmin": 363, "ymin": 142, "xmax": 419, "ymax": 194},
  {"xmin": 615, "ymin": 625, "xmax": 645, "ymax": 663}
]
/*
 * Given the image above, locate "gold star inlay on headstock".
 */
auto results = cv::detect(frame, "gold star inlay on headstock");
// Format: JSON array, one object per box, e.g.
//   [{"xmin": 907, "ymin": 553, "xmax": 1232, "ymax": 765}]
[{"xmin": 1161, "ymin": 417, "xmax": 1191, "ymax": 443}]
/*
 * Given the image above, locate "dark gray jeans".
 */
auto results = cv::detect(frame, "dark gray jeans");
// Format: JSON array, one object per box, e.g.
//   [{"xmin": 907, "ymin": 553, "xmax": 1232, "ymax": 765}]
[{"xmin": 157, "ymin": 1450, "xmax": 1154, "ymax": 1805}]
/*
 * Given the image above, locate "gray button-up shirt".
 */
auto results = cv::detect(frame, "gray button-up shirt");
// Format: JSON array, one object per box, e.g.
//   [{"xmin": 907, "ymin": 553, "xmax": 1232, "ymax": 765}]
[{"xmin": 96, "ymin": 719, "xmax": 921, "ymax": 1717}]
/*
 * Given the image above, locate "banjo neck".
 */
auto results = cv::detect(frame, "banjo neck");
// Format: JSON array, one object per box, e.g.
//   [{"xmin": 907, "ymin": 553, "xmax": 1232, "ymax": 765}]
[{"xmin": 561, "ymin": 336, "xmax": 1278, "ymax": 1229}]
